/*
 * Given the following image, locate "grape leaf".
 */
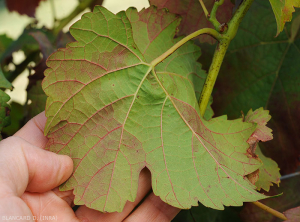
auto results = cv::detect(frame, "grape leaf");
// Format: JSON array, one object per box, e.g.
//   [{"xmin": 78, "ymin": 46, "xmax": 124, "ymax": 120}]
[
  {"xmin": 5, "ymin": 0, "xmax": 45, "ymax": 17},
  {"xmin": 254, "ymin": 145, "xmax": 280, "ymax": 192},
  {"xmin": 284, "ymin": 206, "xmax": 300, "ymax": 222},
  {"xmin": 0, "ymin": 90, "xmax": 11, "ymax": 140},
  {"xmin": 27, "ymin": 80, "xmax": 47, "ymax": 119},
  {"xmin": 0, "ymin": 35, "xmax": 13, "ymax": 90},
  {"xmin": 244, "ymin": 108, "xmax": 273, "ymax": 143},
  {"xmin": 43, "ymin": 6, "xmax": 265, "ymax": 213},
  {"xmin": 209, "ymin": 0, "xmax": 300, "ymax": 175},
  {"xmin": 0, "ymin": 68, "xmax": 12, "ymax": 90},
  {"xmin": 0, "ymin": 34, "xmax": 13, "ymax": 56},
  {"xmin": 269, "ymin": 0, "xmax": 300, "ymax": 35},
  {"xmin": 149, "ymin": 0, "xmax": 234, "ymax": 44},
  {"xmin": 2, "ymin": 102, "xmax": 24, "ymax": 137},
  {"xmin": 0, "ymin": 28, "xmax": 53, "ymax": 65},
  {"xmin": 242, "ymin": 108, "xmax": 280, "ymax": 192}
]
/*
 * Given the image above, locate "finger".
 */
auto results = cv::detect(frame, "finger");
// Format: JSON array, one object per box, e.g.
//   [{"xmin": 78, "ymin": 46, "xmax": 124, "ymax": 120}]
[
  {"xmin": 52, "ymin": 188, "xmax": 75, "ymax": 207},
  {"xmin": 0, "ymin": 136, "xmax": 73, "ymax": 196},
  {"xmin": 21, "ymin": 191, "xmax": 80, "ymax": 222},
  {"xmin": 124, "ymin": 193, "xmax": 180, "ymax": 222},
  {"xmin": 14, "ymin": 111, "xmax": 48, "ymax": 148},
  {"xmin": 75, "ymin": 168, "xmax": 152, "ymax": 222},
  {"xmin": 0, "ymin": 196, "xmax": 34, "ymax": 221}
]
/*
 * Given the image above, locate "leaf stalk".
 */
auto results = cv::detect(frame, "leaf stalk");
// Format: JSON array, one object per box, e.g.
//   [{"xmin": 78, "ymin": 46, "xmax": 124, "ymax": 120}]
[
  {"xmin": 150, "ymin": 28, "xmax": 221, "ymax": 67},
  {"xmin": 198, "ymin": 0, "xmax": 209, "ymax": 18},
  {"xmin": 252, "ymin": 201, "xmax": 287, "ymax": 221}
]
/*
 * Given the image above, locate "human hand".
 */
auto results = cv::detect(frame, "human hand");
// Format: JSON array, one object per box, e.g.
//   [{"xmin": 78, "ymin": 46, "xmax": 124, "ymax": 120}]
[{"xmin": 0, "ymin": 112, "xmax": 180, "ymax": 222}]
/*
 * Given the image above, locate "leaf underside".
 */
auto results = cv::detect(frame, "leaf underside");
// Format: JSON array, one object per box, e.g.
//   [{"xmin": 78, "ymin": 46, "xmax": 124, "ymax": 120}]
[
  {"xmin": 255, "ymin": 145, "xmax": 280, "ymax": 192},
  {"xmin": 43, "ymin": 6, "xmax": 265, "ymax": 213}
]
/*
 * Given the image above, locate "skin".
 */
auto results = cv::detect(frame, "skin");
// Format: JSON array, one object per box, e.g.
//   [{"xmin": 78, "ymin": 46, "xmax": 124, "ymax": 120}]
[{"xmin": 0, "ymin": 112, "xmax": 180, "ymax": 222}]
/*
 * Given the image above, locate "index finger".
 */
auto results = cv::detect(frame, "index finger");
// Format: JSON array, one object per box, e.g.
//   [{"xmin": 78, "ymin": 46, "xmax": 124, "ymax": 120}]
[{"xmin": 14, "ymin": 111, "xmax": 48, "ymax": 148}]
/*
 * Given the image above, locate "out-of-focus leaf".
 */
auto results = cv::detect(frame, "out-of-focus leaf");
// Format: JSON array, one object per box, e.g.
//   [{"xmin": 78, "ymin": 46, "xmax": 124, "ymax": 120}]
[
  {"xmin": 0, "ymin": 90, "xmax": 10, "ymax": 140},
  {"xmin": 209, "ymin": 0, "xmax": 300, "ymax": 175},
  {"xmin": 0, "ymin": 28, "xmax": 55, "ymax": 65},
  {"xmin": 5, "ymin": 0, "xmax": 46, "ymax": 17},
  {"xmin": 27, "ymin": 80, "xmax": 46, "ymax": 119},
  {"xmin": 173, "ymin": 204, "xmax": 242, "ymax": 222},
  {"xmin": 284, "ymin": 206, "xmax": 300, "ymax": 222},
  {"xmin": 2, "ymin": 102, "xmax": 24, "ymax": 137},
  {"xmin": 269, "ymin": 0, "xmax": 300, "ymax": 35},
  {"xmin": 0, "ymin": 68, "xmax": 12, "ymax": 90},
  {"xmin": 241, "ymin": 176, "xmax": 300, "ymax": 222},
  {"xmin": 43, "ymin": 6, "xmax": 265, "ymax": 213},
  {"xmin": 56, "ymin": 32, "xmax": 75, "ymax": 49},
  {"xmin": 255, "ymin": 145, "xmax": 280, "ymax": 192},
  {"xmin": 149, "ymin": 0, "xmax": 234, "ymax": 44},
  {"xmin": 25, "ymin": 32, "xmax": 54, "ymax": 121},
  {"xmin": 27, "ymin": 31, "xmax": 55, "ymax": 86},
  {"xmin": 0, "ymin": 34, "xmax": 13, "ymax": 56},
  {"xmin": 29, "ymin": 31, "xmax": 55, "ymax": 59}
]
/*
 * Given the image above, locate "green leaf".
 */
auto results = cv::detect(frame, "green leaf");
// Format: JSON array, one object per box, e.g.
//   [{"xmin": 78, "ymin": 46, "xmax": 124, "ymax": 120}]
[
  {"xmin": 2, "ymin": 102, "xmax": 24, "ymax": 136},
  {"xmin": 27, "ymin": 80, "xmax": 47, "ymax": 120},
  {"xmin": 0, "ymin": 34, "xmax": 13, "ymax": 56},
  {"xmin": 43, "ymin": 6, "xmax": 265, "ymax": 213},
  {"xmin": 0, "ymin": 90, "xmax": 11, "ymax": 140},
  {"xmin": 0, "ymin": 68, "xmax": 12, "ymax": 90},
  {"xmin": 209, "ymin": 0, "xmax": 300, "ymax": 175},
  {"xmin": 255, "ymin": 145, "xmax": 280, "ymax": 192},
  {"xmin": 149, "ymin": 0, "xmax": 234, "ymax": 44},
  {"xmin": 0, "ymin": 28, "xmax": 55, "ymax": 65},
  {"xmin": 0, "ymin": 35, "xmax": 13, "ymax": 90},
  {"xmin": 269, "ymin": 0, "xmax": 300, "ymax": 35},
  {"xmin": 242, "ymin": 108, "xmax": 280, "ymax": 192}
]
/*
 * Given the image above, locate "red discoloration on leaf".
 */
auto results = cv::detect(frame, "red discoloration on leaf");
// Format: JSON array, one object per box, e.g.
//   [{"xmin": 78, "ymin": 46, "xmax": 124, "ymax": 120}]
[
  {"xmin": 149, "ymin": 0, "xmax": 234, "ymax": 44},
  {"xmin": 247, "ymin": 169, "xmax": 260, "ymax": 185},
  {"xmin": 244, "ymin": 108, "xmax": 273, "ymax": 143},
  {"xmin": 5, "ymin": 0, "xmax": 45, "ymax": 17}
]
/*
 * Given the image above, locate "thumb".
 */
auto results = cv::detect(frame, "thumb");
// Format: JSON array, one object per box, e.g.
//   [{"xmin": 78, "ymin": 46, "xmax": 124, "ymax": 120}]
[{"xmin": 0, "ymin": 136, "xmax": 73, "ymax": 195}]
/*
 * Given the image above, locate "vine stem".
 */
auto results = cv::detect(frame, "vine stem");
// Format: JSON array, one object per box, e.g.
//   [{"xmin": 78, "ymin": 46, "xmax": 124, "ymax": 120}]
[
  {"xmin": 253, "ymin": 201, "xmax": 287, "ymax": 220},
  {"xmin": 198, "ymin": 0, "xmax": 209, "ymax": 18},
  {"xmin": 208, "ymin": 0, "xmax": 224, "ymax": 30},
  {"xmin": 150, "ymin": 28, "xmax": 221, "ymax": 67},
  {"xmin": 199, "ymin": 0, "xmax": 254, "ymax": 117},
  {"xmin": 199, "ymin": 38, "xmax": 228, "ymax": 115}
]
